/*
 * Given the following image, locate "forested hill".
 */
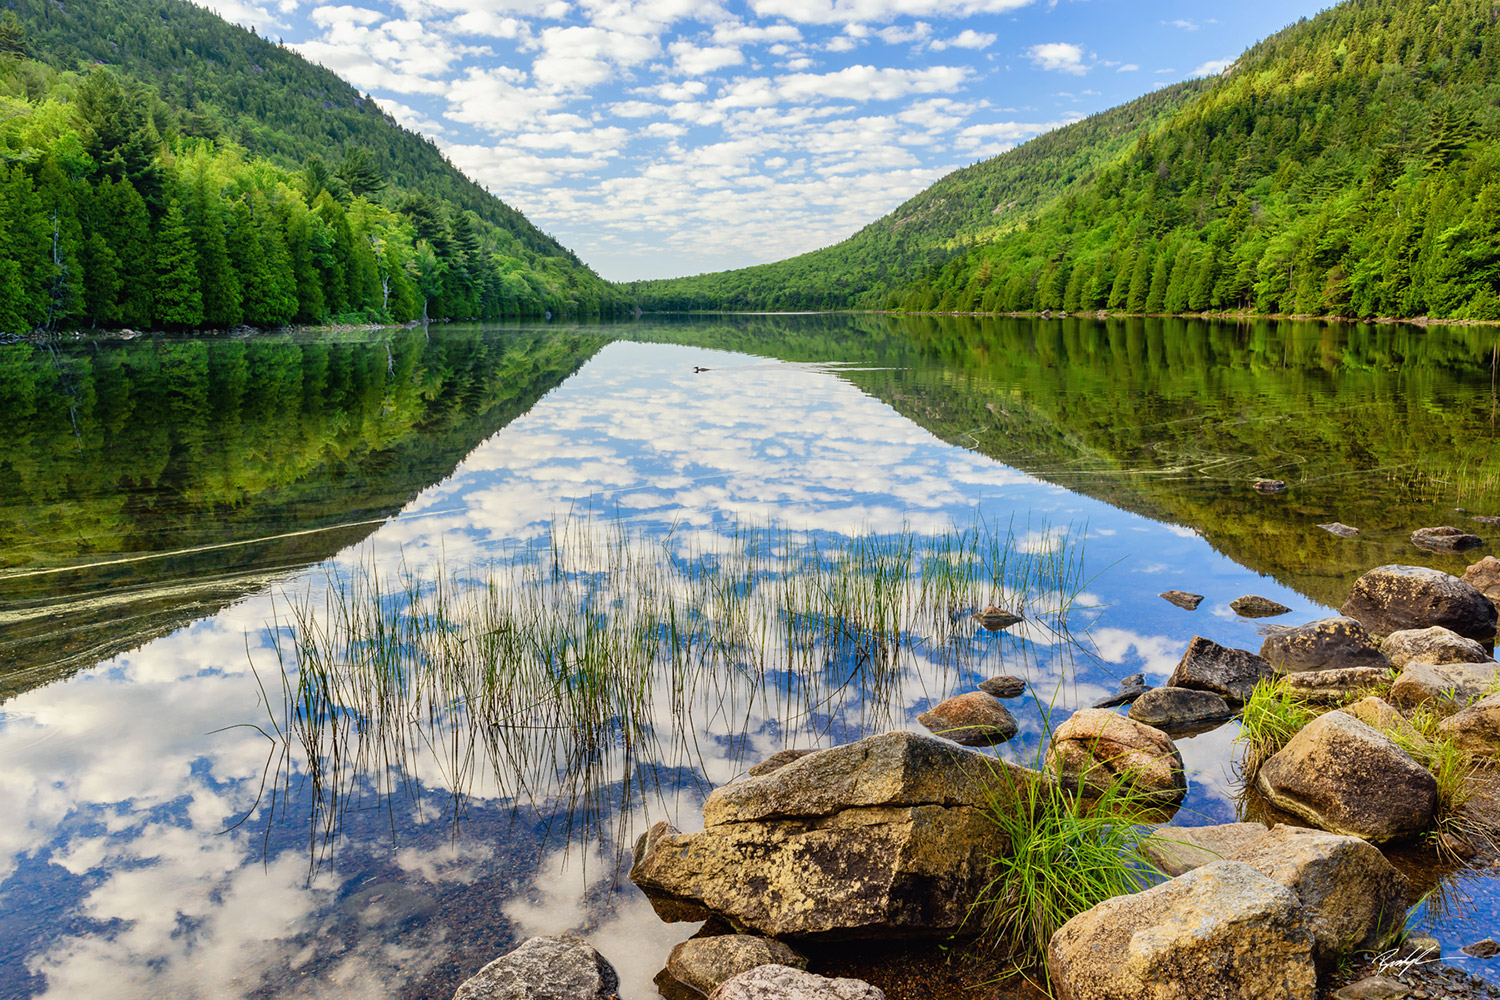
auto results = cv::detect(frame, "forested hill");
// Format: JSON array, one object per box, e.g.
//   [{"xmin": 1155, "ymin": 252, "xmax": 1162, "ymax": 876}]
[
  {"xmin": 631, "ymin": 80, "xmax": 1206, "ymax": 312},
  {"xmin": 0, "ymin": 0, "xmax": 625, "ymax": 334},
  {"xmin": 637, "ymin": 0, "xmax": 1500, "ymax": 322}
]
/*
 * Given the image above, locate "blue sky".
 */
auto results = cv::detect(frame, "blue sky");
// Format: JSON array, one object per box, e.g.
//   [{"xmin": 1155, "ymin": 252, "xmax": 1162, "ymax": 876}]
[{"xmin": 197, "ymin": 0, "xmax": 1331, "ymax": 281}]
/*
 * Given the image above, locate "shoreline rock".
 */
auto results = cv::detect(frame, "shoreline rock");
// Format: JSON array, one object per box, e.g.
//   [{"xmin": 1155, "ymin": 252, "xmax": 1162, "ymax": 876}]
[
  {"xmin": 1127, "ymin": 686, "xmax": 1232, "ymax": 728},
  {"xmin": 1258, "ymin": 617, "xmax": 1388, "ymax": 674},
  {"xmin": 452, "ymin": 936, "xmax": 620, "ymax": 1000},
  {"xmin": 1168, "ymin": 636, "xmax": 1270, "ymax": 703},
  {"xmin": 1340, "ymin": 564, "xmax": 1497, "ymax": 642}
]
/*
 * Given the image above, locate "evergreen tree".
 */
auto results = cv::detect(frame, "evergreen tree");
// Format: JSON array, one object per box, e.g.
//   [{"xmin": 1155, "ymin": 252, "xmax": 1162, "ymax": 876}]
[{"xmin": 153, "ymin": 198, "xmax": 204, "ymax": 328}]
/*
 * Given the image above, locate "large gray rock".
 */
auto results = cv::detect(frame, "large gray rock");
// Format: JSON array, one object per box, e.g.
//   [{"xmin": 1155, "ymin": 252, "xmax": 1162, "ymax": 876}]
[
  {"xmin": 1255, "ymin": 711, "xmax": 1436, "ymax": 843},
  {"xmin": 1047, "ymin": 861, "xmax": 1316, "ymax": 1000},
  {"xmin": 1046, "ymin": 709, "xmax": 1186, "ymax": 806},
  {"xmin": 917, "ymin": 691, "xmax": 1018, "ymax": 746},
  {"xmin": 1227, "ymin": 825, "xmax": 1410, "ymax": 966},
  {"xmin": 453, "ymin": 936, "xmax": 620, "ymax": 1000},
  {"xmin": 1411, "ymin": 525, "xmax": 1484, "ymax": 553},
  {"xmin": 1437, "ymin": 691, "xmax": 1500, "ymax": 756},
  {"xmin": 1167, "ymin": 636, "xmax": 1271, "ymax": 703},
  {"xmin": 667, "ymin": 937, "xmax": 807, "ymax": 997},
  {"xmin": 1381, "ymin": 626, "xmax": 1490, "ymax": 669},
  {"xmin": 1389, "ymin": 661, "xmax": 1500, "ymax": 716},
  {"xmin": 1141, "ymin": 823, "xmax": 1270, "ymax": 877},
  {"xmin": 1340, "ymin": 564, "xmax": 1497, "ymax": 641},
  {"xmin": 709, "ymin": 965, "xmax": 884, "ymax": 1000},
  {"xmin": 1258, "ymin": 617, "xmax": 1389, "ymax": 674},
  {"xmin": 631, "ymin": 732, "xmax": 1028, "ymax": 940},
  {"xmin": 1128, "ymin": 687, "xmax": 1232, "ymax": 728},
  {"xmin": 1278, "ymin": 667, "xmax": 1390, "ymax": 704}
]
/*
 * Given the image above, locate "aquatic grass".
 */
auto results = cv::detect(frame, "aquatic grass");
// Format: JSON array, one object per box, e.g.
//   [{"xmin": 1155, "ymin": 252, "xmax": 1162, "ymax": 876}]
[
  {"xmin": 249, "ymin": 512, "xmax": 1092, "ymax": 870},
  {"xmin": 1377, "ymin": 704, "xmax": 1498, "ymax": 863},
  {"xmin": 1233, "ymin": 677, "xmax": 1319, "ymax": 778},
  {"xmin": 974, "ymin": 728, "xmax": 1168, "ymax": 980}
]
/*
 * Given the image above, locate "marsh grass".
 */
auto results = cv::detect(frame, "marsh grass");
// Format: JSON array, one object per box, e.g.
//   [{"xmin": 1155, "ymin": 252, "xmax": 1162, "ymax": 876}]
[
  {"xmin": 249, "ymin": 513, "xmax": 1091, "ymax": 869},
  {"xmin": 1234, "ymin": 677, "xmax": 1319, "ymax": 778},
  {"xmin": 974, "ymin": 712, "xmax": 1168, "ymax": 982}
]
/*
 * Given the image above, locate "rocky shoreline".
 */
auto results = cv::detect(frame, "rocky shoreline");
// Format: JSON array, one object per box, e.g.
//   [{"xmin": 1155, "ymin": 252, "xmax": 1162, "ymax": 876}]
[{"xmin": 447, "ymin": 559, "xmax": 1500, "ymax": 1000}]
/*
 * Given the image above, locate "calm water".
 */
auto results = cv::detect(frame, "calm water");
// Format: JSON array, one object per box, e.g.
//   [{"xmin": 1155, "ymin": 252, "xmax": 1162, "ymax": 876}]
[{"xmin": 2, "ymin": 316, "xmax": 1498, "ymax": 999}]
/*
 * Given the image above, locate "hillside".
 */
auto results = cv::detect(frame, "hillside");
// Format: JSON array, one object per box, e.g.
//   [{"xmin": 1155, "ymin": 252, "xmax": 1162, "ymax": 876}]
[
  {"xmin": 0, "ymin": 0, "xmax": 625, "ymax": 333},
  {"xmin": 637, "ymin": 0, "xmax": 1500, "ymax": 321},
  {"xmin": 632, "ymin": 81, "xmax": 1206, "ymax": 311}
]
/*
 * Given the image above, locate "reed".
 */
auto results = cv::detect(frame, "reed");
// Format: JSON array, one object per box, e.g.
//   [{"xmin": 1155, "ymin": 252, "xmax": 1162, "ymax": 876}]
[{"xmin": 249, "ymin": 512, "xmax": 1091, "ymax": 868}]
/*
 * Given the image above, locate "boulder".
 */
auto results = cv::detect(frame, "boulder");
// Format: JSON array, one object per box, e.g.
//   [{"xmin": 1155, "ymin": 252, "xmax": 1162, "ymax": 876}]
[
  {"xmin": 1381, "ymin": 626, "xmax": 1490, "ymax": 669},
  {"xmin": 1232, "ymin": 595, "xmax": 1292, "ymax": 618},
  {"xmin": 1258, "ymin": 617, "xmax": 1389, "ymax": 674},
  {"xmin": 1093, "ymin": 672, "xmax": 1152, "ymax": 708},
  {"xmin": 1411, "ymin": 525, "xmax": 1484, "ymax": 553},
  {"xmin": 1167, "ymin": 636, "xmax": 1271, "ymax": 703},
  {"xmin": 1437, "ymin": 691, "xmax": 1500, "ymax": 755},
  {"xmin": 1159, "ymin": 590, "xmax": 1204, "ymax": 610},
  {"xmin": 453, "ymin": 936, "xmax": 620, "ymax": 1000},
  {"xmin": 1140, "ymin": 822, "xmax": 1270, "ymax": 877},
  {"xmin": 1128, "ymin": 687, "xmax": 1232, "ymax": 728},
  {"xmin": 1331, "ymin": 977, "xmax": 1410, "ymax": 1000},
  {"xmin": 1227, "ymin": 825, "xmax": 1409, "ymax": 965},
  {"xmin": 631, "ymin": 732, "xmax": 1027, "ymax": 940},
  {"xmin": 1389, "ymin": 661, "xmax": 1500, "ymax": 716},
  {"xmin": 1340, "ymin": 564, "xmax": 1497, "ymax": 641},
  {"xmin": 709, "ymin": 966, "xmax": 884, "ymax": 1000},
  {"xmin": 917, "ymin": 691, "xmax": 1017, "ymax": 746},
  {"xmin": 1461, "ymin": 939, "xmax": 1500, "ymax": 959},
  {"xmin": 1254, "ymin": 711, "xmax": 1436, "ymax": 842},
  {"xmin": 1278, "ymin": 667, "xmax": 1389, "ymax": 704},
  {"xmin": 1047, "ymin": 709, "xmax": 1186, "ymax": 805},
  {"xmin": 1047, "ymin": 861, "xmax": 1316, "ymax": 1000},
  {"xmin": 978, "ymin": 675, "xmax": 1026, "ymax": 699},
  {"xmin": 749, "ymin": 749, "xmax": 818, "ymax": 777},
  {"xmin": 975, "ymin": 606, "xmax": 1021, "ymax": 631},
  {"xmin": 667, "ymin": 937, "xmax": 807, "ymax": 997},
  {"xmin": 1462, "ymin": 555, "xmax": 1500, "ymax": 601},
  {"xmin": 1340, "ymin": 697, "xmax": 1421, "ymax": 743}
]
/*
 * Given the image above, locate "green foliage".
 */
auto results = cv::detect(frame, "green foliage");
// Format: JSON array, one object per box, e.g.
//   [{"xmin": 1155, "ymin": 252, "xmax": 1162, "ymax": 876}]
[
  {"xmin": 0, "ymin": 0, "xmax": 626, "ymax": 333},
  {"xmin": 976, "ymin": 751, "xmax": 1166, "ymax": 977},
  {"xmin": 638, "ymin": 0, "xmax": 1500, "ymax": 322},
  {"xmin": 1235, "ymin": 678, "xmax": 1320, "ymax": 777}
]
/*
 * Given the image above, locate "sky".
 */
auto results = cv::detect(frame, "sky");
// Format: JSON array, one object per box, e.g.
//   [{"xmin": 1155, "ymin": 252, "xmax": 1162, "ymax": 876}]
[{"xmin": 195, "ymin": 0, "xmax": 1330, "ymax": 282}]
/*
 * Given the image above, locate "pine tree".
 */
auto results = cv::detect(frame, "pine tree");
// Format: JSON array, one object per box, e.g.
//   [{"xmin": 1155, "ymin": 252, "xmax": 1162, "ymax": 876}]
[
  {"xmin": 153, "ymin": 198, "xmax": 204, "ymax": 328},
  {"xmin": 188, "ymin": 169, "xmax": 242, "ymax": 326}
]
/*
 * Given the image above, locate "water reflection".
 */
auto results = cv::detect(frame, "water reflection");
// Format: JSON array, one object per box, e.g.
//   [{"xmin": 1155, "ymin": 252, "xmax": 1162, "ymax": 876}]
[{"xmin": 3, "ymin": 318, "xmax": 1499, "ymax": 999}]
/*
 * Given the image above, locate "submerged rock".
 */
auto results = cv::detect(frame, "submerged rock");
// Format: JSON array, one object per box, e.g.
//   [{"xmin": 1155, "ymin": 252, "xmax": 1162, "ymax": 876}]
[
  {"xmin": 977, "ymin": 674, "xmax": 1026, "ymax": 699},
  {"xmin": 709, "ymin": 965, "xmax": 884, "ymax": 1000},
  {"xmin": 1254, "ymin": 711, "xmax": 1436, "ymax": 843},
  {"xmin": 1461, "ymin": 938, "xmax": 1500, "ymax": 959},
  {"xmin": 1341, "ymin": 564, "xmax": 1498, "ymax": 641},
  {"xmin": 667, "ymin": 937, "xmax": 807, "ymax": 997},
  {"xmin": 1141, "ymin": 822, "xmax": 1270, "ymax": 877},
  {"xmin": 1279, "ymin": 666, "xmax": 1389, "ymax": 704},
  {"xmin": 1047, "ymin": 709, "xmax": 1186, "ymax": 806},
  {"xmin": 1411, "ymin": 525, "xmax": 1484, "ymax": 553},
  {"xmin": 1159, "ymin": 590, "xmax": 1204, "ymax": 610},
  {"xmin": 1381, "ymin": 625, "xmax": 1490, "ymax": 669},
  {"xmin": 1168, "ymin": 636, "xmax": 1270, "ymax": 703},
  {"xmin": 748, "ymin": 749, "xmax": 818, "ymax": 777},
  {"xmin": 1128, "ymin": 687, "xmax": 1232, "ymax": 728},
  {"xmin": 1332, "ymin": 976, "xmax": 1411, "ymax": 1000},
  {"xmin": 1462, "ymin": 555, "xmax": 1500, "ymax": 600},
  {"xmin": 630, "ymin": 732, "xmax": 1027, "ymax": 940},
  {"xmin": 1389, "ymin": 661, "xmax": 1500, "ymax": 716},
  {"xmin": 1254, "ymin": 479, "xmax": 1290, "ymax": 494},
  {"xmin": 1232, "ymin": 595, "xmax": 1292, "ymax": 618},
  {"xmin": 1258, "ymin": 616, "xmax": 1389, "ymax": 674},
  {"xmin": 453, "ymin": 936, "xmax": 620, "ymax": 1000},
  {"xmin": 1092, "ymin": 672, "xmax": 1152, "ymax": 708},
  {"xmin": 1318, "ymin": 522, "xmax": 1361, "ymax": 538},
  {"xmin": 917, "ymin": 691, "xmax": 1018, "ymax": 746},
  {"xmin": 1437, "ymin": 692, "xmax": 1500, "ymax": 755},
  {"xmin": 974, "ymin": 605, "xmax": 1022, "ymax": 631},
  {"xmin": 1048, "ymin": 861, "xmax": 1316, "ymax": 1000},
  {"xmin": 1227, "ymin": 825, "xmax": 1409, "ymax": 965}
]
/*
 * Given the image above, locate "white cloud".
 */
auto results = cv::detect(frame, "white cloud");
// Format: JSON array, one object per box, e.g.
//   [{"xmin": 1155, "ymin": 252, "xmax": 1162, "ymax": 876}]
[
  {"xmin": 748, "ymin": 0, "xmax": 1034, "ymax": 26},
  {"xmin": 711, "ymin": 20, "xmax": 802, "ymax": 44},
  {"xmin": 1116, "ymin": 62, "xmax": 1140, "ymax": 72},
  {"xmin": 1188, "ymin": 57, "xmax": 1233, "ymax": 77},
  {"xmin": 668, "ymin": 41, "xmax": 745, "ymax": 76},
  {"xmin": 930, "ymin": 28, "xmax": 994, "ymax": 50},
  {"xmin": 374, "ymin": 97, "xmax": 450, "ymax": 135},
  {"xmin": 193, "ymin": 0, "xmax": 285, "ymax": 29},
  {"xmin": 1027, "ymin": 41, "xmax": 1086, "ymax": 75}
]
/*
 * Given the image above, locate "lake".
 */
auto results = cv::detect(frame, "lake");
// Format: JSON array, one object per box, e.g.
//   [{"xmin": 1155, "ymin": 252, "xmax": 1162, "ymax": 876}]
[{"xmin": 2, "ymin": 315, "xmax": 1498, "ymax": 999}]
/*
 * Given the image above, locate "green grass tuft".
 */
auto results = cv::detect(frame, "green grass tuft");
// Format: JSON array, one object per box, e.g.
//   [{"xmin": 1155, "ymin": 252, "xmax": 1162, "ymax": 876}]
[{"xmin": 1234, "ymin": 677, "xmax": 1319, "ymax": 778}]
